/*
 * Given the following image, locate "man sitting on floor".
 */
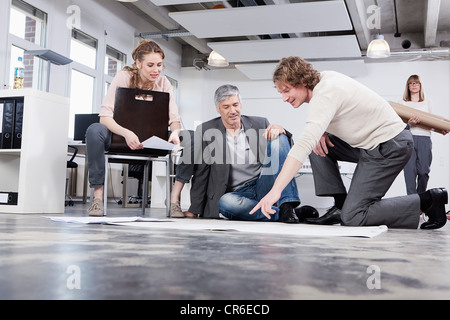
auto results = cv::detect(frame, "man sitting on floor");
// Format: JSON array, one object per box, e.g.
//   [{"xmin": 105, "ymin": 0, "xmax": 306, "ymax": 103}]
[{"xmin": 183, "ymin": 84, "xmax": 313, "ymax": 223}]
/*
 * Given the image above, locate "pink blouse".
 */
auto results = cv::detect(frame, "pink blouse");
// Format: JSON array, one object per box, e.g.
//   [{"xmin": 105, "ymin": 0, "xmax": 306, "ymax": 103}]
[{"xmin": 99, "ymin": 70, "xmax": 181, "ymax": 126}]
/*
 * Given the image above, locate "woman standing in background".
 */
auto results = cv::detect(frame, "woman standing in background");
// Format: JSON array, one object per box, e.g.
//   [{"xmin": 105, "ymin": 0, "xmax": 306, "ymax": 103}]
[{"xmin": 400, "ymin": 75, "xmax": 433, "ymax": 195}]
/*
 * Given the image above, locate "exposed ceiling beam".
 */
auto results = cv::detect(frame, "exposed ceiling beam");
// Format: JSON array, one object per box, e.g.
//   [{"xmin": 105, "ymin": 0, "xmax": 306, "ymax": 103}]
[
  {"xmin": 139, "ymin": 29, "xmax": 193, "ymax": 40},
  {"xmin": 347, "ymin": 0, "xmax": 372, "ymax": 50},
  {"xmin": 132, "ymin": 0, "xmax": 179, "ymax": 30},
  {"xmin": 424, "ymin": 0, "xmax": 441, "ymax": 47}
]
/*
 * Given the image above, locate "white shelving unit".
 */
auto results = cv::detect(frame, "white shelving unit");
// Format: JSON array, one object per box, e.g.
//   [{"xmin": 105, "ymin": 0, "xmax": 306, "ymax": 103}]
[{"xmin": 0, "ymin": 89, "xmax": 69, "ymax": 213}]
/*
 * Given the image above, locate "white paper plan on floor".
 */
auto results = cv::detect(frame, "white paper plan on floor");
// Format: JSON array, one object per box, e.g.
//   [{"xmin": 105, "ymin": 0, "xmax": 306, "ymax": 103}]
[
  {"xmin": 44, "ymin": 216, "xmax": 388, "ymax": 238},
  {"xmin": 45, "ymin": 216, "xmax": 167, "ymax": 224}
]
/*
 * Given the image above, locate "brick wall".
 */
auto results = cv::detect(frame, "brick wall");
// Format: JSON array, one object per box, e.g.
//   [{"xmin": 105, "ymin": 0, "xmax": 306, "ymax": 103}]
[
  {"xmin": 23, "ymin": 16, "xmax": 36, "ymax": 88},
  {"xmin": 107, "ymin": 58, "xmax": 118, "ymax": 77}
]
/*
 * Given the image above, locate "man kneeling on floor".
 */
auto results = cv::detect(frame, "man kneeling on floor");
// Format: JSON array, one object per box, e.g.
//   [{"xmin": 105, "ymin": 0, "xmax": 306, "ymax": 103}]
[
  {"xmin": 183, "ymin": 84, "xmax": 315, "ymax": 223},
  {"xmin": 251, "ymin": 56, "xmax": 447, "ymax": 230}
]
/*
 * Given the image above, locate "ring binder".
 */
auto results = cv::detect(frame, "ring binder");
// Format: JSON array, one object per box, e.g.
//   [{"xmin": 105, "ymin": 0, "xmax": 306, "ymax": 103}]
[
  {"xmin": 13, "ymin": 98, "xmax": 24, "ymax": 149},
  {"xmin": 0, "ymin": 99, "xmax": 15, "ymax": 149},
  {"xmin": 0, "ymin": 192, "xmax": 18, "ymax": 205}
]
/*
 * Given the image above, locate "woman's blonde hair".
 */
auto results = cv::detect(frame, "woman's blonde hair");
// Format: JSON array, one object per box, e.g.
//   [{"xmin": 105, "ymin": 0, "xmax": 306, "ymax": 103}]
[
  {"xmin": 403, "ymin": 74, "xmax": 425, "ymax": 102},
  {"xmin": 123, "ymin": 40, "xmax": 165, "ymax": 89},
  {"xmin": 273, "ymin": 56, "xmax": 321, "ymax": 90}
]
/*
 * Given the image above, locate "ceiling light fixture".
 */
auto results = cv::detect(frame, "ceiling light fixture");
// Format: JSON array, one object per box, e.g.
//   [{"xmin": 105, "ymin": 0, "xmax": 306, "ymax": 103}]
[
  {"xmin": 116, "ymin": 0, "xmax": 138, "ymax": 2},
  {"xmin": 207, "ymin": 51, "xmax": 229, "ymax": 67},
  {"xmin": 367, "ymin": 34, "xmax": 390, "ymax": 58}
]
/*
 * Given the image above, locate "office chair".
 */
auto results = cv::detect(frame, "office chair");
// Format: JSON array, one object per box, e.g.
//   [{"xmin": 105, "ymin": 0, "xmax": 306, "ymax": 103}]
[
  {"xmin": 119, "ymin": 163, "xmax": 152, "ymax": 206},
  {"xmin": 65, "ymin": 145, "xmax": 78, "ymax": 206},
  {"xmin": 103, "ymin": 87, "xmax": 172, "ymax": 217},
  {"xmin": 73, "ymin": 113, "xmax": 100, "ymax": 204}
]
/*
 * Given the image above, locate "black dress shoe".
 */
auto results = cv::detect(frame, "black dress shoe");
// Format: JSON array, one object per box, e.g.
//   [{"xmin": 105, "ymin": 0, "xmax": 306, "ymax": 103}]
[
  {"xmin": 304, "ymin": 206, "xmax": 342, "ymax": 225},
  {"xmin": 295, "ymin": 205, "xmax": 319, "ymax": 222},
  {"xmin": 278, "ymin": 203, "xmax": 299, "ymax": 223},
  {"xmin": 421, "ymin": 188, "xmax": 448, "ymax": 230}
]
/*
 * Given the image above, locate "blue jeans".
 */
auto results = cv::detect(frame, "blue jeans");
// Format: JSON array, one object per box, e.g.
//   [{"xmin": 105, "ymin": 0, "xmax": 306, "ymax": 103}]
[{"xmin": 218, "ymin": 135, "xmax": 300, "ymax": 221}]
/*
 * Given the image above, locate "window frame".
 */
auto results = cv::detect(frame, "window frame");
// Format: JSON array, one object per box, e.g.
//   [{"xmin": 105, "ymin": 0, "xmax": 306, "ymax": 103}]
[
  {"xmin": 105, "ymin": 45, "xmax": 127, "ymax": 78},
  {"xmin": 6, "ymin": 0, "xmax": 49, "ymax": 90},
  {"xmin": 9, "ymin": 0, "xmax": 48, "ymax": 47},
  {"xmin": 70, "ymin": 28, "xmax": 98, "ymax": 70}
]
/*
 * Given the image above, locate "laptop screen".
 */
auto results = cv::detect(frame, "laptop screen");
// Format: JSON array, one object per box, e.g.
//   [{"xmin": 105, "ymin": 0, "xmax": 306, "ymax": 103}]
[{"xmin": 74, "ymin": 114, "xmax": 99, "ymax": 143}]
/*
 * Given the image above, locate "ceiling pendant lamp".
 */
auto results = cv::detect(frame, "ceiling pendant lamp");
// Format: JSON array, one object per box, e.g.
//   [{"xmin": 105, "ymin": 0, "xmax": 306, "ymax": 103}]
[
  {"xmin": 208, "ymin": 51, "xmax": 229, "ymax": 67},
  {"xmin": 367, "ymin": 34, "xmax": 390, "ymax": 58}
]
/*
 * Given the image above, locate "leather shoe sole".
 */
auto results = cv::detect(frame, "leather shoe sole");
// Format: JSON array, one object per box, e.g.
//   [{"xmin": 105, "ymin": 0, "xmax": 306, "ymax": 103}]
[
  {"xmin": 279, "ymin": 207, "xmax": 299, "ymax": 223},
  {"xmin": 295, "ymin": 205, "xmax": 319, "ymax": 222},
  {"xmin": 305, "ymin": 206, "xmax": 342, "ymax": 225},
  {"xmin": 421, "ymin": 188, "xmax": 448, "ymax": 230}
]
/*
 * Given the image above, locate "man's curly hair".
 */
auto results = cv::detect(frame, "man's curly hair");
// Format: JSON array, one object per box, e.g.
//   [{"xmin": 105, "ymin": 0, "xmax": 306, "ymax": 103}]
[{"xmin": 273, "ymin": 56, "xmax": 321, "ymax": 90}]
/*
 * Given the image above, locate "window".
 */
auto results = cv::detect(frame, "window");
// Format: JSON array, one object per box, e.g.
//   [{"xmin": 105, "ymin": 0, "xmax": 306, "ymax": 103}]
[
  {"xmin": 69, "ymin": 29, "xmax": 98, "ymax": 137},
  {"xmin": 9, "ymin": 0, "xmax": 47, "ymax": 47},
  {"xmin": 105, "ymin": 46, "xmax": 126, "ymax": 78},
  {"xmin": 103, "ymin": 46, "xmax": 126, "ymax": 98},
  {"xmin": 8, "ymin": 0, "xmax": 48, "ymax": 90},
  {"xmin": 69, "ymin": 70, "xmax": 95, "ymax": 138},
  {"xmin": 71, "ymin": 29, "xmax": 98, "ymax": 69}
]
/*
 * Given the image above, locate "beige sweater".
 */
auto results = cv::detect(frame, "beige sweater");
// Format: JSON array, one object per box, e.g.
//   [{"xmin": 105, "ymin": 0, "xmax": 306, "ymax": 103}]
[
  {"xmin": 99, "ymin": 70, "xmax": 181, "ymax": 126},
  {"xmin": 289, "ymin": 71, "xmax": 406, "ymax": 163}
]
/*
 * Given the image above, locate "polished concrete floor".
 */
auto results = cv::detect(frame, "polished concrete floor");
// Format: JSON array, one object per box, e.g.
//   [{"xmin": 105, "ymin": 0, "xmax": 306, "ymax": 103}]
[{"xmin": 0, "ymin": 200, "xmax": 450, "ymax": 301}]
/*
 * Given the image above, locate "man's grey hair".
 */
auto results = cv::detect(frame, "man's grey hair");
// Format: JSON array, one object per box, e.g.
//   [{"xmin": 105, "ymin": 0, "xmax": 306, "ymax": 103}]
[{"xmin": 214, "ymin": 84, "xmax": 241, "ymax": 107}]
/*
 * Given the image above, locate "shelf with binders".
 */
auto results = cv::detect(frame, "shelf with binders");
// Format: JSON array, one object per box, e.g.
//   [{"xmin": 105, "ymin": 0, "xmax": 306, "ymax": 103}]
[
  {"xmin": 0, "ymin": 89, "xmax": 69, "ymax": 213},
  {"xmin": 0, "ymin": 95, "xmax": 24, "ymax": 206},
  {"xmin": 0, "ymin": 96, "xmax": 24, "ymax": 151}
]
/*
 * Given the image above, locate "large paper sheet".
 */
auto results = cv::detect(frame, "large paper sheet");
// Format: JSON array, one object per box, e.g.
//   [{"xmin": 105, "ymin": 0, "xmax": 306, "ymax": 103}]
[
  {"xmin": 142, "ymin": 136, "xmax": 183, "ymax": 151},
  {"xmin": 44, "ymin": 216, "xmax": 169, "ymax": 224},
  {"xmin": 389, "ymin": 101, "xmax": 450, "ymax": 134},
  {"xmin": 111, "ymin": 219, "xmax": 388, "ymax": 238},
  {"xmin": 45, "ymin": 216, "xmax": 387, "ymax": 238}
]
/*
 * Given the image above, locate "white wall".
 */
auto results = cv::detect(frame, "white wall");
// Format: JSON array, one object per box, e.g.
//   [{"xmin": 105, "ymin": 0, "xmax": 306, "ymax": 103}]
[{"xmin": 179, "ymin": 60, "xmax": 450, "ymax": 210}]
